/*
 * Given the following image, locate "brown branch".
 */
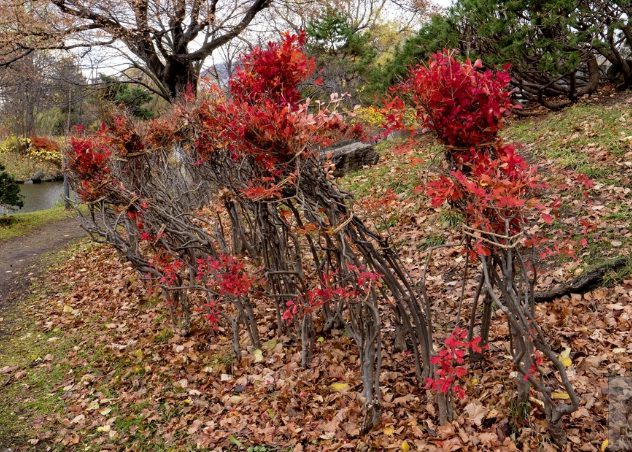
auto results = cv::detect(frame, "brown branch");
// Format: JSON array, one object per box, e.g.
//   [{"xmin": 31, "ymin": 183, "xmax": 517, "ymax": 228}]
[{"xmin": 534, "ymin": 258, "xmax": 629, "ymax": 303}]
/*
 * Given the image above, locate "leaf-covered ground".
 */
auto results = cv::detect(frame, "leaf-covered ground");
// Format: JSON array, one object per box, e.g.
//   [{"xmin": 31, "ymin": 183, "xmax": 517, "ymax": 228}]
[{"xmin": 1, "ymin": 93, "xmax": 631, "ymax": 451}]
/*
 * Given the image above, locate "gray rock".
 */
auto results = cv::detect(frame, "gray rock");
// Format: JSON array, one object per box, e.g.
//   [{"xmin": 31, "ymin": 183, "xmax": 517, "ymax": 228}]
[
  {"xmin": 30, "ymin": 170, "xmax": 45, "ymax": 183},
  {"xmin": 322, "ymin": 141, "xmax": 379, "ymax": 177}
]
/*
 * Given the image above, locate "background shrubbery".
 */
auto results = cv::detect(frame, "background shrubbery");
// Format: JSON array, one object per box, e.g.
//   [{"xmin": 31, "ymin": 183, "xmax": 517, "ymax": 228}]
[{"xmin": 0, "ymin": 135, "xmax": 63, "ymax": 181}]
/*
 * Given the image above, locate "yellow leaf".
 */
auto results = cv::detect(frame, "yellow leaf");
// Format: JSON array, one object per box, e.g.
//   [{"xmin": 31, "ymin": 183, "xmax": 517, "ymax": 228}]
[
  {"xmin": 401, "ymin": 440, "xmax": 410, "ymax": 451},
  {"xmin": 383, "ymin": 425, "xmax": 395, "ymax": 436},
  {"xmin": 63, "ymin": 305, "xmax": 73, "ymax": 313},
  {"xmin": 330, "ymin": 382, "xmax": 350, "ymax": 392},
  {"xmin": 558, "ymin": 347, "xmax": 572, "ymax": 368},
  {"xmin": 600, "ymin": 439, "xmax": 608, "ymax": 452},
  {"xmin": 551, "ymin": 391, "xmax": 570, "ymax": 400},
  {"xmin": 87, "ymin": 400, "xmax": 100, "ymax": 410},
  {"xmin": 253, "ymin": 349, "xmax": 264, "ymax": 363}
]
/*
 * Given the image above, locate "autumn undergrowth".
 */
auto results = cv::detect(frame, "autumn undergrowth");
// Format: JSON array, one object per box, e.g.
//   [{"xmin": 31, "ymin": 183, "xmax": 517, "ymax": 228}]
[
  {"xmin": 0, "ymin": 241, "xmax": 173, "ymax": 450},
  {"xmin": 347, "ymin": 94, "xmax": 632, "ymax": 280},
  {"xmin": 0, "ymin": 150, "xmax": 62, "ymax": 182},
  {"xmin": 340, "ymin": 138, "xmax": 443, "ymax": 198},
  {"xmin": 0, "ymin": 89, "xmax": 630, "ymax": 450}
]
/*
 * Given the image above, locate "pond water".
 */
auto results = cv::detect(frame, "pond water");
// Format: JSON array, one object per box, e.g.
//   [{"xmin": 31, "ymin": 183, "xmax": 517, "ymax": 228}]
[{"xmin": 0, "ymin": 181, "xmax": 66, "ymax": 214}]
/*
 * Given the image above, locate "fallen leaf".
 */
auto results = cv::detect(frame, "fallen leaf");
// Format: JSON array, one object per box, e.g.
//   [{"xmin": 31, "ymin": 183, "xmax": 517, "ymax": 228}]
[
  {"xmin": 228, "ymin": 435, "xmax": 243, "ymax": 447},
  {"xmin": 383, "ymin": 425, "xmax": 395, "ymax": 436},
  {"xmin": 559, "ymin": 347, "xmax": 572, "ymax": 368},
  {"xmin": 87, "ymin": 400, "xmax": 100, "ymax": 410},
  {"xmin": 465, "ymin": 401, "xmax": 487, "ymax": 427},
  {"xmin": 551, "ymin": 391, "xmax": 570, "ymax": 400},
  {"xmin": 330, "ymin": 382, "xmax": 350, "ymax": 392},
  {"xmin": 253, "ymin": 349, "xmax": 264, "ymax": 363},
  {"xmin": 71, "ymin": 414, "xmax": 85, "ymax": 424},
  {"xmin": 401, "ymin": 440, "xmax": 410, "ymax": 451}
]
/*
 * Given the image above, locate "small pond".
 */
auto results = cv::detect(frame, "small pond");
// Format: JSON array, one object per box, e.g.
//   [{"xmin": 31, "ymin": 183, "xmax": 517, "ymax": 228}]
[{"xmin": 0, "ymin": 181, "xmax": 66, "ymax": 215}]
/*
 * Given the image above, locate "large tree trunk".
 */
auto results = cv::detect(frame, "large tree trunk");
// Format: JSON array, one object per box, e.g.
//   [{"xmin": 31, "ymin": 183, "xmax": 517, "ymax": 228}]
[{"xmin": 164, "ymin": 59, "xmax": 200, "ymax": 100}]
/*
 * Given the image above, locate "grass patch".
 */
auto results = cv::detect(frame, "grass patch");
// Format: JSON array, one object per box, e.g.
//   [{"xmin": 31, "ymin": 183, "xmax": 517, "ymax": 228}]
[
  {"xmin": 502, "ymin": 101, "xmax": 630, "ymax": 183},
  {"xmin": 0, "ymin": 206, "xmax": 74, "ymax": 242},
  {"xmin": 417, "ymin": 233, "xmax": 446, "ymax": 250},
  {"xmin": 0, "ymin": 297, "xmax": 78, "ymax": 445},
  {"xmin": 605, "ymin": 204, "xmax": 632, "ymax": 225},
  {"xmin": 340, "ymin": 139, "xmax": 439, "ymax": 199},
  {"xmin": 603, "ymin": 257, "xmax": 632, "ymax": 286},
  {"xmin": 0, "ymin": 241, "xmax": 111, "ymax": 448}
]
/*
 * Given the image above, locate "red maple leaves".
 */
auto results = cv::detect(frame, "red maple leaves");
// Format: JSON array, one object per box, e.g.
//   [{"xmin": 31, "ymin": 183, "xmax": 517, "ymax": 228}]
[
  {"xmin": 425, "ymin": 328, "xmax": 484, "ymax": 400},
  {"xmin": 399, "ymin": 51, "xmax": 547, "ymax": 246},
  {"xmin": 229, "ymin": 31, "xmax": 315, "ymax": 107},
  {"xmin": 403, "ymin": 50, "xmax": 514, "ymax": 151}
]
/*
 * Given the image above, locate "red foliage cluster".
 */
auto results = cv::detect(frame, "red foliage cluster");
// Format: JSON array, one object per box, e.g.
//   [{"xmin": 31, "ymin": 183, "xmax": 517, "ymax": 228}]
[
  {"xmin": 195, "ymin": 255, "xmax": 254, "ymax": 329},
  {"xmin": 425, "ymin": 143, "xmax": 540, "ymax": 240},
  {"xmin": 282, "ymin": 265, "xmax": 381, "ymax": 321},
  {"xmin": 399, "ymin": 52, "xmax": 549, "ymax": 249},
  {"xmin": 67, "ymin": 114, "xmax": 152, "ymax": 201},
  {"xmin": 126, "ymin": 206, "xmax": 157, "ymax": 242},
  {"xmin": 30, "ymin": 135, "xmax": 60, "ymax": 152},
  {"xmin": 403, "ymin": 51, "xmax": 513, "ymax": 152},
  {"xmin": 67, "ymin": 136, "xmax": 112, "ymax": 201},
  {"xmin": 524, "ymin": 350, "xmax": 544, "ymax": 381},
  {"xmin": 150, "ymin": 253, "xmax": 184, "ymax": 287},
  {"xmin": 68, "ymin": 136, "xmax": 110, "ymax": 179},
  {"xmin": 189, "ymin": 33, "xmax": 363, "ymax": 199},
  {"xmin": 425, "ymin": 328, "xmax": 484, "ymax": 400},
  {"xmin": 105, "ymin": 115, "xmax": 145, "ymax": 156},
  {"xmin": 229, "ymin": 31, "xmax": 315, "ymax": 107},
  {"xmin": 196, "ymin": 254, "xmax": 253, "ymax": 298}
]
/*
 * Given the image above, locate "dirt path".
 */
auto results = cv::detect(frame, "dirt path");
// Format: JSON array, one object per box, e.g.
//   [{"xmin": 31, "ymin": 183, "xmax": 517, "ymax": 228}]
[{"xmin": 0, "ymin": 217, "xmax": 85, "ymax": 307}]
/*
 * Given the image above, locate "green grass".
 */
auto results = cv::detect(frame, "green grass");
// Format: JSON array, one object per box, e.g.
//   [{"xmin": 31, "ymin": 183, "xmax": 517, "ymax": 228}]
[
  {"xmin": 340, "ymin": 139, "xmax": 441, "ymax": 199},
  {"xmin": 0, "ymin": 292, "xmax": 80, "ymax": 445},
  {"xmin": 502, "ymin": 102, "xmax": 630, "ymax": 183},
  {"xmin": 605, "ymin": 204, "xmax": 632, "ymax": 225},
  {"xmin": 0, "ymin": 206, "xmax": 74, "ymax": 242},
  {"xmin": 417, "ymin": 233, "xmax": 446, "ymax": 250}
]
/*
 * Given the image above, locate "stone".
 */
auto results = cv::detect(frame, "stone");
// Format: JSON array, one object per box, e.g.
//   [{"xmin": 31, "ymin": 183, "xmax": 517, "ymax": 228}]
[
  {"xmin": 321, "ymin": 141, "xmax": 379, "ymax": 177},
  {"xmin": 30, "ymin": 171, "xmax": 45, "ymax": 183}
]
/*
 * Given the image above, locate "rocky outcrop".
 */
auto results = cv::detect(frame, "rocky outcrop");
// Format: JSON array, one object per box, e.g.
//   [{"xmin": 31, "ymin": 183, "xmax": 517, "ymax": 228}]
[{"xmin": 321, "ymin": 141, "xmax": 379, "ymax": 177}]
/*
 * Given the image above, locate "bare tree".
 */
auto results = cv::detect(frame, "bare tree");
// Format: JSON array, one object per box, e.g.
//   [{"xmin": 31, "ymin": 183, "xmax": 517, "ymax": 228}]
[
  {"xmin": 0, "ymin": 52, "xmax": 90, "ymax": 136},
  {"xmin": 0, "ymin": 0, "xmax": 271, "ymax": 100}
]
